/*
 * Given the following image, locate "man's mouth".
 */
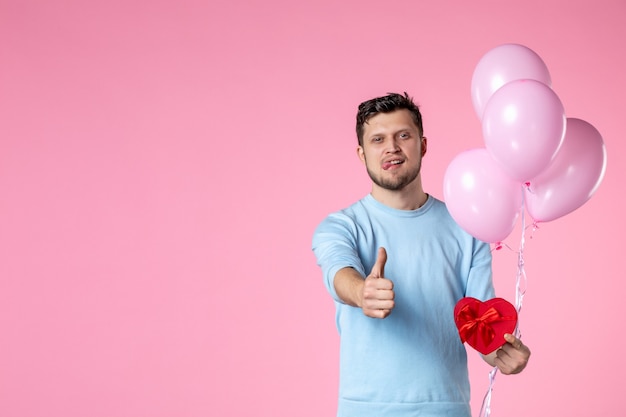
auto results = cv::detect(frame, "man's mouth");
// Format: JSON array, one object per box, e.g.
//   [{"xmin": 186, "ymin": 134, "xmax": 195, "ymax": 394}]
[{"xmin": 382, "ymin": 159, "xmax": 404, "ymax": 170}]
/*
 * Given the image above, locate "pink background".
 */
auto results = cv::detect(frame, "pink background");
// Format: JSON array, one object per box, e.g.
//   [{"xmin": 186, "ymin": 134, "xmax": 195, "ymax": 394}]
[{"xmin": 1, "ymin": 1, "xmax": 624, "ymax": 416}]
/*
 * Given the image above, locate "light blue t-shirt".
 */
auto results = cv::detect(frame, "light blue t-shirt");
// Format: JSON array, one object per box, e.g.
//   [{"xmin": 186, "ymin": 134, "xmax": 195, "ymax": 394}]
[{"xmin": 312, "ymin": 194, "xmax": 495, "ymax": 417}]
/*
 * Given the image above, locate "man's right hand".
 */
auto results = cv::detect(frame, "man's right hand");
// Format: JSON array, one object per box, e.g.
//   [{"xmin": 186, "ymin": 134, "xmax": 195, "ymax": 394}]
[{"xmin": 361, "ymin": 247, "xmax": 395, "ymax": 319}]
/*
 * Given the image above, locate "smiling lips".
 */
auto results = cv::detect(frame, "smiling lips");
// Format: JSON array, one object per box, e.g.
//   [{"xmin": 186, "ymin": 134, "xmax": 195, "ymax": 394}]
[{"xmin": 382, "ymin": 159, "xmax": 404, "ymax": 170}]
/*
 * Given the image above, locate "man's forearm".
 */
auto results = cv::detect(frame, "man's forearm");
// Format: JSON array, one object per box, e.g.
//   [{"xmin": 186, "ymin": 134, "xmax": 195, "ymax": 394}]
[{"xmin": 333, "ymin": 267, "xmax": 365, "ymax": 307}]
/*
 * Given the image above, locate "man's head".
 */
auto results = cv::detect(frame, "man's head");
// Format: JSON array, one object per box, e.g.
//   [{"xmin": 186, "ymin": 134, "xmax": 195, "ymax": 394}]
[
  {"xmin": 356, "ymin": 92, "xmax": 424, "ymax": 147},
  {"xmin": 355, "ymin": 93, "xmax": 427, "ymax": 194}
]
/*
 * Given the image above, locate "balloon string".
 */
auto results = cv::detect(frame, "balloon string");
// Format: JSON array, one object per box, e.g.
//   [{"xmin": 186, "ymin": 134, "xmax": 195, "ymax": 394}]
[
  {"xmin": 515, "ymin": 192, "xmax": 527, "ymax": 329},
  {"xmin": 479, "ymin": 366, "xmax": 498, "ymax": 417},
  {"xmin": 480, "ymin": 186, "xmax": 529, "ymax": 417}
]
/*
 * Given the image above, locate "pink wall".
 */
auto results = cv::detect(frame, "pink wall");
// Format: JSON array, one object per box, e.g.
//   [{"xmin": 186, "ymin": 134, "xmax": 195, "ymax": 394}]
[{"xmin": 1, "ymin": 1, "xmax": 624, "ymax": 416}]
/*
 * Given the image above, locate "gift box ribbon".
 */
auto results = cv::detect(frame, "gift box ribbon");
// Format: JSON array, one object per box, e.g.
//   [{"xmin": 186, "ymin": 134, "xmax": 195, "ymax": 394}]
[{"xmin": 457, "ymin": 302, "xmax": 517, "ymax": 346}]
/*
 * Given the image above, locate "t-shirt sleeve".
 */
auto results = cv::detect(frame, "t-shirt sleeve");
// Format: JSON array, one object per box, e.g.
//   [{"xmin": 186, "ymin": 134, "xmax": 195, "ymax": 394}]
[
  {"xmin": 465, "ymin": 238, "xmax": 496, "ymax": 301},
  {"xmin": 312, "ymin": 213, "xmax": 366, "ymax": 303}
]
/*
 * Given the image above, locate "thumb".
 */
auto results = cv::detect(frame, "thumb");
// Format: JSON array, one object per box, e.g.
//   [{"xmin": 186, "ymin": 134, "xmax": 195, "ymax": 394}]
[{"xmin": 371, "ymin": 247, "xmax": 387, "ymax": 278}]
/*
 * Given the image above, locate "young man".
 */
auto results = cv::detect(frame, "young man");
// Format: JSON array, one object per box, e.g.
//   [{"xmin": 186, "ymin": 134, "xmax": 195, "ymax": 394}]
[{"xmin": 312, "ymin": 93, "xmax": 530, "ymax": 417}]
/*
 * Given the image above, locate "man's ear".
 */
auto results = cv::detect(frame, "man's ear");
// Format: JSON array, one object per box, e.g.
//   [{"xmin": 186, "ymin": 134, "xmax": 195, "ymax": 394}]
[
  {"xmin": 421, "ymin": 137, "xmax": 428, "ymax": 157},
  {"xmin": 357, "ymin": 146, "xmax": 366, "ymax": 163}
]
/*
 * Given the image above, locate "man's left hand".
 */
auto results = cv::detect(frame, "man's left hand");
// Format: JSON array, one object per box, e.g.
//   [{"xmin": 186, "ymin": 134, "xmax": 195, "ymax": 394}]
[{"xmin": 491, "ymin": 333, "xmax": 531, "ymax": 375}]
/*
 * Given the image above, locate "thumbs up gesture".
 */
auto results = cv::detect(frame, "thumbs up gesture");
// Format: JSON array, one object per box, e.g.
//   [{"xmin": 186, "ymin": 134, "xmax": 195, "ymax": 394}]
[{"xmin": 362, "ymin": 247, "xmax": 395, "ymax": 319}]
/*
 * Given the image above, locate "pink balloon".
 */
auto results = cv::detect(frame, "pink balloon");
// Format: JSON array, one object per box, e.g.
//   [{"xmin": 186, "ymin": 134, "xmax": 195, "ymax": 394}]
[
  {"xmin": 471, "ymin": 43, "xmax": 552, "ymax": 119},
  {"xmin": 525, "ymin": 118, "xmax": 607, "ymax": 222},
  {"xmin": 444, "ymin": 148, "xmax": 523, "ymax": 243},
  {"xmin": 482, "ymin": 79, "xmax": 566, "ymax": 182}
]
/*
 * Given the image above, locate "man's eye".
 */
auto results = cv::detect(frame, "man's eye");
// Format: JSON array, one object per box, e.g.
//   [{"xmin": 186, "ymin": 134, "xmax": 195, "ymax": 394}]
[
  {"xmin": 400, "ymin": 132, "xmax": 410, "ymax": 139},
  {"xmin": 372, "ymin": 137, "xmax": 382, "ymax": 143}
]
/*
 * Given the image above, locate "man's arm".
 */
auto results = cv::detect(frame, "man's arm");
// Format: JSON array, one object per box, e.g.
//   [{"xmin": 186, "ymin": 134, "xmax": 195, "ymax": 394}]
[
  {"xmin": 334, "ymin": 247, "xmax": 395, "ymax": 319},
  {"xmin": 482, "ymin": 333, "xmax": 531, "ymax": 375},
  {"xmin": 333, "ymin": 267, "xmax": 366, "ymax": 308}
]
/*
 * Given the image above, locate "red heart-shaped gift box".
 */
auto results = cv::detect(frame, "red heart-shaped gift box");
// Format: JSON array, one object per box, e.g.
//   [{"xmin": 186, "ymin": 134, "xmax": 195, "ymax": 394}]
[{"xmin": 453, "ymin": 297, "xmax": 518, "ymax": 355}]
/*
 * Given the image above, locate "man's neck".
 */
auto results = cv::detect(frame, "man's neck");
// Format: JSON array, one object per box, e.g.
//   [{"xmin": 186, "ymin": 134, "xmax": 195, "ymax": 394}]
[{"xmin": 370, "ymin": 182, "xmax": 428, "ymax": 211}]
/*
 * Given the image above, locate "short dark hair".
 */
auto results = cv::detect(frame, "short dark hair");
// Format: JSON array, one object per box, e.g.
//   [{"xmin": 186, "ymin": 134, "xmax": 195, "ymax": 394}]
[{"xmin": 356, "ymin": 92, "xmax": 423, "ymax": 146}]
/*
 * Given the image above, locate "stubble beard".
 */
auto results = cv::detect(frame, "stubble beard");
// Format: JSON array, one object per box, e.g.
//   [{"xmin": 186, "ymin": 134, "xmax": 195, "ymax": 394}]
[{"xmin": 365, "ymin": 157, "xmax": 422, "ymax": 191}]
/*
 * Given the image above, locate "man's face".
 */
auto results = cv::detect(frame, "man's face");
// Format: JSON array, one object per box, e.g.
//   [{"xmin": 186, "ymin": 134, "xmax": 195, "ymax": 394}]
[{"xmin": 357, "ymin": 109, "xmax": 427, "ymax": 191}]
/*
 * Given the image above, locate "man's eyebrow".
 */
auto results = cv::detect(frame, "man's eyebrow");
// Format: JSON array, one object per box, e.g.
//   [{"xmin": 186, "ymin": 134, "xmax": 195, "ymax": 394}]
[{"xmin": 366, "ymin": 126, "xmax": 415, "ymax": 137}]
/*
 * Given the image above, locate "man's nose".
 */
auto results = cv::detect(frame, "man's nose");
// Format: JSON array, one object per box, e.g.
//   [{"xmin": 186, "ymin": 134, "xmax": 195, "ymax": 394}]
[{"xmin": 385, "ymin": 138, "xmax": 400, "ymax": 152}]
